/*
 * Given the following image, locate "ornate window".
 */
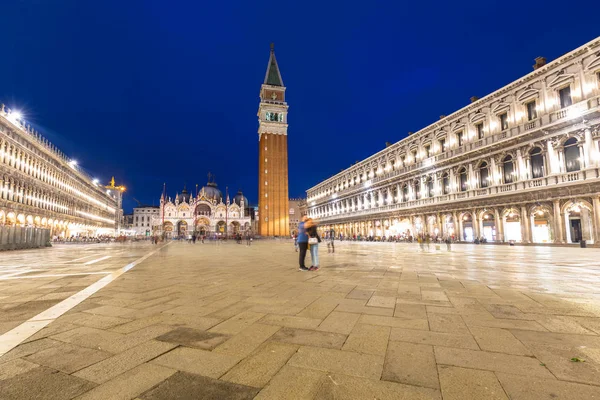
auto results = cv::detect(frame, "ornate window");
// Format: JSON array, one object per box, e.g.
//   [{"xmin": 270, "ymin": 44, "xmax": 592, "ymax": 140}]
[
  {"xmin": 459, "ymin": 168, "xmax": 468, "ymax": 192},
  {"xmin": 502, "ymin": 155, "xmax": 514, "ymax": 183},
  {"xmin": 427, "ymin": 177, "xmax": 434, "ymax": 197},
  {"xmin": 499, "ymin": 113, "xmax": 508, "ymax": 131},
  {"xmin": 476, "ymin": 123, "xmax": 484, "ymax": 140},
  {"xmin": 442, "ymin": 173, "xmax": 450, "ymax": 194},
  {"xmin": 530, "ymin": 147, "xmax": 545, "ymax": 178},
  {"xmin": 402, "ymin": 185, "xmax": 409, "ymax": 202},
  {"xmin": 479, "ymin": 162, "xmax": 489, "ymax": 188},
  {"xmin": 457, "ymin": 131, "xmax": 464, "ymax": 147},
  {"xmin": 564, "ymin": 138, "xmax": 580, "ymax": 172},
  {"xmin": 526, "ymin": 100, "xmax": 537, "ymax": 121},
  {"xmin": 559, "ymin": 86, "xmax": 572, "ymax": 108}
]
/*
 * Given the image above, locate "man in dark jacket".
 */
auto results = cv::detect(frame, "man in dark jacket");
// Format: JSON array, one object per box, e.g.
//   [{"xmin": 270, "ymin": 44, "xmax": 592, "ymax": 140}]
[{"xmin": 297, "ymin": 216, "xmax": 309, "ymax": 271}]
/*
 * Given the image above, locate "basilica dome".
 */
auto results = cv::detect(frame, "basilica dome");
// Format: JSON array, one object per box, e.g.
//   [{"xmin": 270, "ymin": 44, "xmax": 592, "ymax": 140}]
[
  {"xmin": 233, "ymin": 190, "xmax": 248, "ymax": 207},
  {"xmin": 179, "ymin": 187, "xmax": 191, "ymax": 203},
  {"xmin": 200, "ymin": 182, "xmax": 223, "ymax": 203}
]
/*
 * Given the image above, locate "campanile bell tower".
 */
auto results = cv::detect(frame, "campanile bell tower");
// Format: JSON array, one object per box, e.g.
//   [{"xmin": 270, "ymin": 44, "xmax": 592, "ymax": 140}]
[{"xmin": 257, "ymin": 43, "xmax": 289, "ymax": 237}]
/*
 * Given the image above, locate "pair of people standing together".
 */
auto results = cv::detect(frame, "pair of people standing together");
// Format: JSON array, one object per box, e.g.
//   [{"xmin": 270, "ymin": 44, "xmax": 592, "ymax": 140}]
[{"xmin": 297, "ymin": 216, "xmax": 320, "ymax": 271}]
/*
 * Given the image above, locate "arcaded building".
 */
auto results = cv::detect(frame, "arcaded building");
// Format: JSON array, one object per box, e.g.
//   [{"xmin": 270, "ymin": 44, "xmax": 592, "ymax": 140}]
[
  {"xmin": 0, "ymin": 106, "xmax": 119, "ymax": 237},
  {"xmin": 307, "ymin": 37, "xmax": 600, "ymax": 244}
]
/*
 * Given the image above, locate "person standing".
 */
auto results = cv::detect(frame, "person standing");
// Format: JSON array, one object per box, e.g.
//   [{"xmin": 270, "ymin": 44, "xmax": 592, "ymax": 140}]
[
  {"xmin": 305, "ymin": 218, "xmax": 321, "ymax": 271},
  {"xmin": 327, "ymin": 228, "xmax": 335, "ymax": 253},
  {"xmin": 297, "ymin": 216, "xmax": 309, "ymax": 271}
]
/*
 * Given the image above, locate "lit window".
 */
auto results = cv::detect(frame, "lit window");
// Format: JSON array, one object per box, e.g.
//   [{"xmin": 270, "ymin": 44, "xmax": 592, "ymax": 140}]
[
  {"xmin": 265, "ymin": 158, "xmax": 267, "ymax": 163},
  {"xmin": 265, "ymin": 193, "xmax": 268, "ymax": 197},
  {"xmin": 424, "ymin": 145, "xmax": 431, "ymax": 158},
  {"xmin": 499, "ymin": 113, "xmax": 508, "ymax": 131},
  {"xmin": 559, "ymin": 86, "xmax": 572, "ymax": 108},
  {"xmin": 265, "ymin": 181, "xmax": 268, "ymax": 185},
  {"xmin": 526, "ymin": 100, "xmax": 537, "ymax": 121},
  {"xmin": 476, "ymin": 123, "xmax": 484, "ymax": 140},
  {"xmin": 265, "ymin": 169, "xmax": 268, "ymax": 174},
  {"xmin": 439, "ymin": 138, "xmax": 446, "ymax": 153},
  {"xmin": 457, "ymin": 131, "xmax": 463, "ymax": 147}
]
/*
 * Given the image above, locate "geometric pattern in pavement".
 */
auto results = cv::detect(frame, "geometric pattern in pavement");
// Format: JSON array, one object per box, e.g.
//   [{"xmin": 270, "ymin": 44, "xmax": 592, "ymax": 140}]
[{"xmin": 1, "ymin": 241, "xmax": 600, "ymax": 399}]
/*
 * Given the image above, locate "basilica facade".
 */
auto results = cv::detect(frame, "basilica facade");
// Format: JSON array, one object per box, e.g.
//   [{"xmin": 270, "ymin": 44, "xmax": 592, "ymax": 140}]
[
  {"xmin": 154, "ymin": 180, "xmax": 251, "ymax": 238},
  {"xmin": 307, "ymin": 37, "xmax": 600, "ymax": 245}
]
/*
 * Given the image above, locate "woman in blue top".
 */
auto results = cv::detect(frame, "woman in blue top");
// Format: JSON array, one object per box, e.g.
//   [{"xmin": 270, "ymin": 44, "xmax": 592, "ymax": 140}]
[{"xmin": 304, "ymin": 218, "xmax": 321, "ymax": 271}]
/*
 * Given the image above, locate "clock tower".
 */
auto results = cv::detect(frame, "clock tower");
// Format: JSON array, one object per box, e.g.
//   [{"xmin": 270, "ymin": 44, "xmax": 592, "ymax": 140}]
[{"xmin": 258, "ymin": 43, "xmax": 289, "ymax": 237}]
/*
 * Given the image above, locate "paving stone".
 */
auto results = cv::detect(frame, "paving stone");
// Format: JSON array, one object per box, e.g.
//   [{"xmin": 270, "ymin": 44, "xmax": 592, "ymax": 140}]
[
  {"xmin": 155, "ymin": 327, "xmax": 228, "ymax": 350},
  {"xmin": 434, "ymin": 346, "xmax": 555, "ymax": 378},
  {"xmin": 25, "ymin": 341, "xmax": 111, "ymax": 374},
  {"xmin": 468, "ymin": 326, "xmax": 532, "ymax": 355},
  {"xmin": 254, "ymin": 365, "xmax": 326, "ymax": 400},
  {"xmin": 0, "ymin": 365, "xmax": 96, "ymax": 400},
  {"xmin": 100, "ymin": 324, "xmax": 174, "ymax": 353},
  {"xmin": 462, "ymin": 315, "xmax": 547, "ymax": 331},
  {"xmin": 525, "ymin": 342, "xmax": 600, "ymax": 386},
  {"xmin": 366, "ymin": 295, "xmax": 396, "ymax": 308},
  {"xmin": 574, "ymin": 317, "xmax": 600, "ymax": 334},
  {"xmin": 382, "ymin": 341, "xmax": 439, "ymax": 389},
  {"xmin": 214, "ymin": 323, "xmax": 281, "ymax": 358},
  {"xmin": 0, "ymin": 338, "xmax": 62, "ymax": 363},
  {"xmin": 335, "ymin": 299, "xmax": 394, "ymax": 316},
  {"xmin": 296, "ymin": 297, "xmax": 340, "ymax": 319},
  {"xmin": 394, "ymin": 303, "xmax": 427, "ymax": 319},
  {"xmin": 271, "ymin": 327, "xmax": 347, "ymax": 349},
  {"xmin": 288, "ymin": 346, "xmax": 384, "ymax": 379},
  {"xmin": 317, "ymin": 311, "xmax": 360, "ymax": 334},
  {"xmin": 140, "ymin": 371, "xmax": 259, "ymax": 400},
  {"xmin": 206, "ymin": 301, "xmax": 254, "ymax": 320},
  {"xmin": 496, "ymin": 372, "xmax": 600, "ymax": 399},
  {"xmin": 73, "ymin": 339, "xmax": 177, "ymax": 383},
  {"xmin": 438, "ymin": 365, "xmax": 508, "ymax": 400},
  {"xmin": 421, "ymin": 291, "xmax": 449, "ymax": 302},
  {"xmin": 83, "ymin": 305, "xmax": 133, "ymax": 318},
  {"xmin": 390, "ymin": 328, "xmax": 479, "ymax": 350},
  {"xmin": 259, "ymin": 314, "xmax": 322, "ymax": 330},
  {"xmin": 510, "ymin": 329, "xmax": 600, "ymax": 347},
  {"xmin": 209, "ymin": 311, "xmax": 265, "ymax": 335},
  {"xmin": 50, "ymin": 326, "xmax": 124, "ymax": 351},
  {"xmin": 316, "ymin": 373, "xmax": 441, "ymax": 400},
  {"xmin": 342, "ymin": 323, "xmax": 390, "ymax": 356},
  {"xmin": 75, "ymin": 363, "xmax": 176, "ymax": 400},
  {"xmin": 222, "ymin": 341, "xmax": 298, "ymax": 388},
  {"xmin": 428, "ymin": 313, "xmax": 470, "ymax": 334},
  {"xmin": 151, "ymin": 346, "xmax": 240, "ymax": 378},
  {"xmin": 58, "ymin": 312, "xmax": 131, "ymax": 329},
  {"xmin": 359, "ymin": 314, "xmax": 429, "ymax": 330},
  {"xmin": 0, "ymin": 358, "xmax": 40, "ymax": 380},
  {"xmin": 346, "ymin": 289, "xmax": 374, "ymax": 300},
  {"xmin": 532, "ymin": 315, "xmax": 596, "ymax": 334}
]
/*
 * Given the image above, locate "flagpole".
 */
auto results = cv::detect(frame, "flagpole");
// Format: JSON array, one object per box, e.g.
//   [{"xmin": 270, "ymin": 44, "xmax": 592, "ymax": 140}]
[{"xmin": 225, "ymin": 186, "xmax": 229, "ymax": 240}]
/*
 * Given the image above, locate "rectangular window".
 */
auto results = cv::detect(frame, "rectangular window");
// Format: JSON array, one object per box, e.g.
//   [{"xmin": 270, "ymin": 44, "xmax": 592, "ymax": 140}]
[
  {"xmin": 457, "ymin": 131, "xmax": 463, "ymax": 147},
  {"xmin": 499, "ymin": 113, "xmax": 508, "ymax": 131},
  {"xmin": 412, "ymin": 151, "xmax": 417, "ymax": 162},
  {"xmin": 424, "ymin": 145, "xmax": 431, "ymax": 158},
  {"xmin": 559, "ymin": 86, "xmax": 572, "ymax": 108},
  {"xmin": 439, "ymin": 138, "xmax": 446, "ymax": 153},
  {"xmin": 526, "ymin": 100, "xmax": 537, "ymax": 121},
  {"xmin": 476, "ymin": 123, "xmax": 484, "ymax": 140}
]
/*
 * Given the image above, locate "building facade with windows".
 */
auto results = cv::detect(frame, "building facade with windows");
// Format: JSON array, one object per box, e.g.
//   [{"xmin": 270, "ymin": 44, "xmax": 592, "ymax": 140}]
[
  {"xmin": 133, "ymin": 206, "xmax": 159, "ymax": 236},
  {"xmin": 307, "ymin": 37, "xmax": 600, "ymax": 244},
  {"xmin": 0, "ymin": 106, "xmax": 119, "ymax": 237}
]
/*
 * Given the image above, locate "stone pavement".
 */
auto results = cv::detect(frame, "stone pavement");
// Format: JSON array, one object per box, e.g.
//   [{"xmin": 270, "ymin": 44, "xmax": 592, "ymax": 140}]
[{"xmin": 1, "ymin": 240, "xmax": 600, "ymax": 399}]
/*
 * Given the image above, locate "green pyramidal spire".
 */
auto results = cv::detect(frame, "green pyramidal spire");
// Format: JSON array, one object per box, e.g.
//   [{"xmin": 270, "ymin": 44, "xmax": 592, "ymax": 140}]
[{"xmin": 264, "ymin": 43, "xmax": 284, "ymax": 87}]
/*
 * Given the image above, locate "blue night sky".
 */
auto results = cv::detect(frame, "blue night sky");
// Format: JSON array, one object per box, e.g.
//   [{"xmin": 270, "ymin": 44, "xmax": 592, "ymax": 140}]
[{"xmin": 0, "ymin": 1, "xmax": 597, "ymax": 212}]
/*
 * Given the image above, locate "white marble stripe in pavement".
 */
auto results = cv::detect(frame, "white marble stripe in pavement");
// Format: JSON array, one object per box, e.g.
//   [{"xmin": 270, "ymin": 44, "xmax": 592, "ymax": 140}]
[
  {"xmin": 0, "ymin": 270, "xmax": 40, "ymax": 279},
  {"xmin": 84, "ymin": 255, "xmax": 111, "ymax": 265},
  {"xmin": 0, "ymin": 271, "xmax": 111, "ymax": 280},
  {"xmin": 0, "ymin": 242, "xmax": 171, "ymax": 357}
]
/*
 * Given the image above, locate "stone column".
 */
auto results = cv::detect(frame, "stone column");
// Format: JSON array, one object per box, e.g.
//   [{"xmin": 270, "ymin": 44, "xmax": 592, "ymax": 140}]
[
  {"xmin": 547, "ymin": 140, "xmax": 559, "ymax": 174},
  {"xmin": 495, "ymin": 208, "xmax": 504, "ymax": 242},
  {"xmin": 520, "ymin": 205, "xmax": 531, "ymax": 243},
  {"xmin": 452, "ymin": 211, "xmax": 459, "ymax": 239},
  {"xmin": 437, "ymin": 213, "xmax": 443, "ymax": 236},
  {"xmin": 472, "ymin": 209, "xmax": 480, "ymax": 239},
  {"xmin": 516, "ymin": 149, "xmax": 526, "ymax": 180},
  {"xmin": 578, "ymin": 145, "xmax": 586, "ymax": 170},
  {"xmin": 592, "ymin": 197, "xmax": 600, "ymax": 243},
  {"xmin": 581, "ymin": 207, "xmax": 592, "ymax": 242},
  {"xmin": 584, "ymin": 128, "xmax": 594, "ymax": 168}
]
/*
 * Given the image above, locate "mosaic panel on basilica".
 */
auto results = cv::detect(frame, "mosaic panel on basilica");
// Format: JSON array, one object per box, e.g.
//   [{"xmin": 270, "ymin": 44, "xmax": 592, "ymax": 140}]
[{"xmin": 307, "ymin": 38, "xmax": 600, "ymax": 245}]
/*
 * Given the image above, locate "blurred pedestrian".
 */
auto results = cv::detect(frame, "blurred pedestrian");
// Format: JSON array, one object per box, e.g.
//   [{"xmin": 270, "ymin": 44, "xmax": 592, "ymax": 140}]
[
  {"xmin": 305, "ymin": 218, "xmax": 321, "ymax": 271},
  {"xmin": 297, "ymin": 216, "xmax": 309, "ymax": 271}
]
